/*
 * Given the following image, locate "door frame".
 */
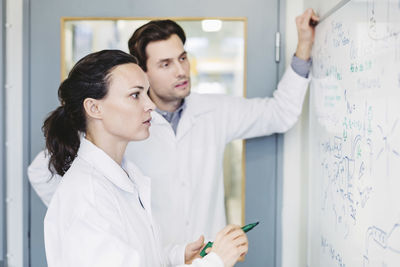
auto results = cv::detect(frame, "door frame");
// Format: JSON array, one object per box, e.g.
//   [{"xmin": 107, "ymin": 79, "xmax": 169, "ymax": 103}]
[
  {"xmin": 23, "ymin": 0, "xmax": 31, "ymax": 266},
  {"xmin": 276, "ymin": 1, "xmax": 287, "ymax": 266},
  {"xmin": 0, "ymin": 0, "xmax": 7, "ymax": 265}
]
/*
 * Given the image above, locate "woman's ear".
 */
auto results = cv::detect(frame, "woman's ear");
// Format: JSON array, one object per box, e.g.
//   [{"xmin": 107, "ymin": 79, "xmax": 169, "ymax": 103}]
[{"xmin": 83, "ymin": 98, "xmax": 102, "ymax": 120}]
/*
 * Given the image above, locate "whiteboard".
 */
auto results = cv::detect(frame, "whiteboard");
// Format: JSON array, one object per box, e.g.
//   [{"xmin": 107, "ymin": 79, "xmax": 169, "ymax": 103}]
[{"xmin": 308, "ymin": 0, "xmax": 400, "ymax": 266}]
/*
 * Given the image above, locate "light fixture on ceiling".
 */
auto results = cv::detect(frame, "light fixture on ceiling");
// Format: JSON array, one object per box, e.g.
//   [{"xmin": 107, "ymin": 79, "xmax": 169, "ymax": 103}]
[{"xmin": 201, "ymin": 19, "xmax": 222, "ymax": 32}]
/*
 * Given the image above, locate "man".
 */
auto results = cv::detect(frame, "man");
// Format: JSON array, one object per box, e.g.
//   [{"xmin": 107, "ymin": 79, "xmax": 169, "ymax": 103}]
[{"xmin": 29, "ymin": 8, "xmax": 318, "ymax": 265}]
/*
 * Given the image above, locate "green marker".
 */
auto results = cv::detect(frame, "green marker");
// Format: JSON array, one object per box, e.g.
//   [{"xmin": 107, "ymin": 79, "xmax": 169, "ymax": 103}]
[
  {"xmin": 241, "ymin": 222, "xmax": 259, "ymax": 233},
  {"xmin": 199, "ymin": 222, "xmax": 259, "ymax": 257}
]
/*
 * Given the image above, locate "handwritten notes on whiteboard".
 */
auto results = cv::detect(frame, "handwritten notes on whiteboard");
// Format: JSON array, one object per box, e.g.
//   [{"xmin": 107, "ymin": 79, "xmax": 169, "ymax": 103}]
[{"xmin": 308, "ymin": 0, "xmax": 400, "ymax": 266}]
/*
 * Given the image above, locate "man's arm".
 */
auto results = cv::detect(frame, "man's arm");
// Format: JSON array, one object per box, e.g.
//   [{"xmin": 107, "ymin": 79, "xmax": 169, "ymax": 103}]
[
  {"xmin": 219, "ymin": 9, "xmax": 318, "ymax": 142},
  {"xmin": 219, "ymin": 65, "xmax": 309, "ymax": 142},
  {"xmin": 27, "ymin": 150, "xmax": 62, "ymax": 206}
]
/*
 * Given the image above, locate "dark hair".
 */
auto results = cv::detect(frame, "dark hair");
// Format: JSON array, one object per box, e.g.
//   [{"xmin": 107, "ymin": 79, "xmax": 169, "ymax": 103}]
[
  {"xmin": 128, "ymin": 20, "xmax": 186, "ymax": 71},
  {"xmin": 43, "ymin": 50, "xmax": 138, "ymax": 176}
]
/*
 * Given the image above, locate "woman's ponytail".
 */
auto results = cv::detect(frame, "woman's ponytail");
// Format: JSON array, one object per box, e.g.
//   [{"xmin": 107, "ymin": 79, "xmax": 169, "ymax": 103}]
[{"xmin": 42, "ymin": 105, "xmax": 80, "ymax": 176}]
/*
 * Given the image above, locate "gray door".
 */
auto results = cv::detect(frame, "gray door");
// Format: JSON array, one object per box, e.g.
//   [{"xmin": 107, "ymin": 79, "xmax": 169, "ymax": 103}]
[{"xmin": 27, "ymin": 0, "xmax": 283, "ymax": 266}]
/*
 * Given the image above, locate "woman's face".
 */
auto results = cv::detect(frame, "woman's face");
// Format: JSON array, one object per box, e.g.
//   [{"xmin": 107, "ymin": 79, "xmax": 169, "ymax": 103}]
[{"xmin": 99, "ymin": 63, "xmax": 155, "ymax": 142}]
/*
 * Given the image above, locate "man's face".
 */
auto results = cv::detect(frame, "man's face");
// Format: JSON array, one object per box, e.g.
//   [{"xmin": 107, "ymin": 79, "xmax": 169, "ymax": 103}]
[{"xmin": 145, "ymin": 34, "xmax": 191, "ymax": 103}]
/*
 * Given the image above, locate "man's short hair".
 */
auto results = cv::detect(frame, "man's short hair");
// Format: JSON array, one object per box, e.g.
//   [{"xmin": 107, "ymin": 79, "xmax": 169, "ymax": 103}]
[{"xmin": 128, "ymin": 20, "xmax": 186, "ymax": 71}]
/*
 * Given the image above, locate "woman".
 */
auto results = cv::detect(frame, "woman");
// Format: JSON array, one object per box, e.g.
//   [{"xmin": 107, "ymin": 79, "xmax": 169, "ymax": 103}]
[{"xmin": 43, "ymin": 49, "xmax": 248, "ymax": 267}]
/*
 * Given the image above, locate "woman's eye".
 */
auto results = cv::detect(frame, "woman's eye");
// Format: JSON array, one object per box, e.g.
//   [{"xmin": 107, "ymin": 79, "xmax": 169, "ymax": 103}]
[
  {"xmin": 180, "ymin": 56, "xmax": 186, "ymax": 61},
  {"xmin": 162, "ymin": 62, "xmax": 169, "ymax": 68},
  {"xmin": 131, "ymin": 93, "xmax": 139, "ymax": 99}
]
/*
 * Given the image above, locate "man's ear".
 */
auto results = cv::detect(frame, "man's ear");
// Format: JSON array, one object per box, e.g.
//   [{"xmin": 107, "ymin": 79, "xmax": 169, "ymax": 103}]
[{"xmin": 83, "ymin": 98, "xmax": 102, "ymax": 120}]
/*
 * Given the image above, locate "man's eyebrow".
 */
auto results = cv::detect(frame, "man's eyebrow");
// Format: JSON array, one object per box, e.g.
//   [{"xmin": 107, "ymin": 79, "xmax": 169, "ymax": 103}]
[
  {"xmin": 157, "ymin": 58, "xmax": 171, "ymax": 64},
  {"xmin": 157, "ymin": 51, "xmax": 187, "ymax": 64}
]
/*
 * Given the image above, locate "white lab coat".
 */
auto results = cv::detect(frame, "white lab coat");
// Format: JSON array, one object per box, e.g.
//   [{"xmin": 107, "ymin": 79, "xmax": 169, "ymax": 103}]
[
  {"xmin": 125, "ymin": 66, "xmax": 310, "ymax": 252},
  {"xmin": 30, "ymin": 66, "xmax": 310, "ymax": 265},
  {"xmin": 44, "ymin": 138, "xmax": 224, "ymax": 267}
]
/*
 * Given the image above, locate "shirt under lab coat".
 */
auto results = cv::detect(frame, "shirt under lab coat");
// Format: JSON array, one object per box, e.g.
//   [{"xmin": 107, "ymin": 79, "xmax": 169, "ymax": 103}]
[
  {"xmin": 30, "ymin": 66, "xmax": 310, "ymax": 265},
  {"xmin": 44, "ymin": 138, "xmax": 224, "ymax": 267}
]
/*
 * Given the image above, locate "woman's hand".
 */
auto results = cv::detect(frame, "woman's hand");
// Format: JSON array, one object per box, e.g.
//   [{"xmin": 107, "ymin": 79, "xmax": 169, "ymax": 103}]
[
  {"xmin": 185, "ymin": 235, "xmax": 205, "ymax": 264},
  {"xmin": 210, "ymin": 225, "xmax": 248, "ymax": 267}
]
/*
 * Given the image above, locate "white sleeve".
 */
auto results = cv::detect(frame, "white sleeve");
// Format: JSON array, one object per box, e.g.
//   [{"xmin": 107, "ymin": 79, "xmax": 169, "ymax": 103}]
[
  {"xmin": 163, "ymin": 237, "xmax": 222, "ymax": 267},
  {"xmin": 176, "ymin": 252, "xmax": 224, "ymax": 267},
  {"xmin": 221, "ymin": 66, "xmax": 310, "ymax": 142},
  {"xmin": 27, "ymin": 150, "xmax": 62, "ymax": 206},
  {"xmin": 164, "ymin": 243, "xmax": 186, "ymax": 266}
]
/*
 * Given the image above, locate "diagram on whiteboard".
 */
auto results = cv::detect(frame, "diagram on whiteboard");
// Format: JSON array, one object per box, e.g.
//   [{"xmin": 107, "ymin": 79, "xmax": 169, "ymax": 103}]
[{"xmin": 363, "ymin": 223, "xmax": 400, "ymax": 267}]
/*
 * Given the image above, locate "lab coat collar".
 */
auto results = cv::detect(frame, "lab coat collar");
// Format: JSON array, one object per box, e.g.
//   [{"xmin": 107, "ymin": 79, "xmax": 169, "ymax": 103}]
[
  {"xmin": 77, "ymin": 138, "xmax": 136, "ymax": 194},
  {"xmin": 150, "ymin": 93, "xmax": 216, "ymax": 141}
]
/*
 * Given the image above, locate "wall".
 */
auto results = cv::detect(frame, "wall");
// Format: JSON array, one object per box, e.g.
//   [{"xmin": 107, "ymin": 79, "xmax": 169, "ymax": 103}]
[{"xmin": 282, "ymin": 2, "xmax": 308, "ymax": 267}]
